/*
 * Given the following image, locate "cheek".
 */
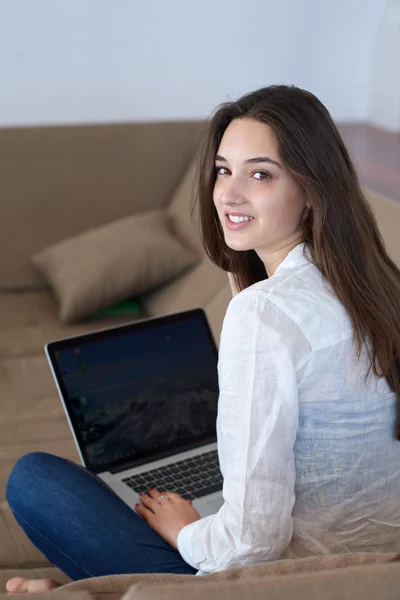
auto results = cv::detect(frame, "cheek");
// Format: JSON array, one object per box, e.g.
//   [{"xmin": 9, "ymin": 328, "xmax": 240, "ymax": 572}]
[
  {"xmin": 258, "ymin": 188, "xmax": 305, "ymax": 228},
  {"xmin": 213, "ymin": 180, "xmax": 222, "ymax": 206}
]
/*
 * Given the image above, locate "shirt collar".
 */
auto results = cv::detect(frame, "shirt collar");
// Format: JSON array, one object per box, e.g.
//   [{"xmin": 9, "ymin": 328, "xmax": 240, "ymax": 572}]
[{"xmin": 272, "ymin": 242, "xmax": 311, "ymax": 277}]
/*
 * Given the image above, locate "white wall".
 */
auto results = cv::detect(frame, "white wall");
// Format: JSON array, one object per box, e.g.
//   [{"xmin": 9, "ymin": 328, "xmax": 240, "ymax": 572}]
[
  {"xmin": 368, "ymin": 0, "xmax": 400, "ymax": 131},
  {"xmin": 0, "ymin": 0, "xmax": 386, "ymax": 127}
]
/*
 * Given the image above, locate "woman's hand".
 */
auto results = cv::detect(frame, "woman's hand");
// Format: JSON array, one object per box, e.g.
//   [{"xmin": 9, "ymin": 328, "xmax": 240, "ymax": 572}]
[{"xmin": 135, "ymin": 488, "xmax": 201, "ymax": 549}]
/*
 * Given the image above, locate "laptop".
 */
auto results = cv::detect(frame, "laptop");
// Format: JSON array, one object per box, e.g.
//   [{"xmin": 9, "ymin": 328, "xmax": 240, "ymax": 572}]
[{"xmin": 45, "ymin": 308, "xmax": 224, "ymax": 518}]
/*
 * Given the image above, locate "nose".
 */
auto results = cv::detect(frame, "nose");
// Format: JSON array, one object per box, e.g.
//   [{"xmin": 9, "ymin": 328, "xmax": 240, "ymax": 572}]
[{"xmin": 219, "ymin": 179, "xmax": 245, "ymax": 208}]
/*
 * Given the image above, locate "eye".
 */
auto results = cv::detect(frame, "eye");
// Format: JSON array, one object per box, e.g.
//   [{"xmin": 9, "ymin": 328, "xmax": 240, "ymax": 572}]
[
  {"xmin": 253, "ymin": 170, "xmax": 272, "ymax": 180},
  {"xmin": 215, "ymin": 166, "xmax": 230, "ymax": 176}
]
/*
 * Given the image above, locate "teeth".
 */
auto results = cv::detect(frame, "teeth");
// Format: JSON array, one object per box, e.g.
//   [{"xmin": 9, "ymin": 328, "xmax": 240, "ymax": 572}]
[{"xmin": 228, "ymin": 214, "xmax": 254, "ymax": 223}]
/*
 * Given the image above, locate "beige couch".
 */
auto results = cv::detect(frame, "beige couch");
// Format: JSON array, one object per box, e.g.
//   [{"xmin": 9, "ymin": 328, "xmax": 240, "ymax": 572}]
[{"xmin": 1, "ymin": 121, "xmax": 400, "ymax": 599}]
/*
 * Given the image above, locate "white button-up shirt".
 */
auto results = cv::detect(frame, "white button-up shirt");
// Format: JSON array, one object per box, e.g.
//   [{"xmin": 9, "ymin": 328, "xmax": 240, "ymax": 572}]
[{"xmin": 177, "ymin": 242, "xmax": 400, "ymax": 574}]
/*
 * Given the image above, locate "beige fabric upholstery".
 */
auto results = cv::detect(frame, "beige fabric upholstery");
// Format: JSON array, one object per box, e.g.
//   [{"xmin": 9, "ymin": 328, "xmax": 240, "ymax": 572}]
[
  {"xmin": 0, "ymin": 293, "xmax": 146, "ymax": 360},
  {"xmin": 167, "ymin": 159, "xmax": 203, "ymax": 255},
  {"xmin": 0, "ymin": 121, "xmax": 203, "ymax": 289},
  {"xmin": 0, "ymin": 593, "xmax": 87, "ymax": 600},
  {"xmin": 141, "ymin": 258, "xmax": 229, "ymax": 345},
  {"xmin": 0, "ymin": 501, "xmax": 50, "ymax": 568},
  {"xmin": 0, "ymin": 290, "xmax": 146, "ymax": 501},
  {"xmin": 124, "ymin": 562, "xmax": 400, "ymax": 600},
  {"xmin": 31, "ymin": 210, "xmax": 199, "ymax": 323},
  {"xmin": 56, "ymin": 553, "xmax": 400, "ymax": 600},
  {"xmin": 367, "ymin": 191, "xmax": 400, "ymax": 268},
  {"xmin": 367, "ymin": 190, "xmax": 400, "ymax": 227},
  {"xmin": 3, "ymin": 561, "xmax": 400, "ymax": 600}
]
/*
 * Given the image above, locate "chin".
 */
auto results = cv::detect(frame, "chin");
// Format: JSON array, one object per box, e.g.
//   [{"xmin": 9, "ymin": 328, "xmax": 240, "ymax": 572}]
[{"xmin": 224, "ymin": 237, "xmax": 254, "ymax": 252}]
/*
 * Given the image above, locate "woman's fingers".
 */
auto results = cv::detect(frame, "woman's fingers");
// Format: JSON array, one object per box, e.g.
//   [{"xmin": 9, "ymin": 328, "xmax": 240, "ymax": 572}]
[
  {"xmin": 147, "ymin": 488, "xmax": 162, "ymax": 499},
  {"xmin": 135, "ymin": 488, "xmax": 193, "ymax": 517},
  {"xmin": 138, "ymin": 489, "xmax": 163, "ymax": 513}
]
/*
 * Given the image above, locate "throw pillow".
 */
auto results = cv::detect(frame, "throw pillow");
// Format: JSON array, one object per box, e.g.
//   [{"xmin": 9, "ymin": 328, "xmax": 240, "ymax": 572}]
[{"xmin": 31, "ymin": 209, "xmax": 199, "ymax": 323}]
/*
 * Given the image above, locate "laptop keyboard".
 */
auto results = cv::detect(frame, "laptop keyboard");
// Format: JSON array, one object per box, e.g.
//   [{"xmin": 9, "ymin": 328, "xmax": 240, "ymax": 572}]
[{"xmin": 121, "ymin": 449, "xmax": 223, "ymax": 500}]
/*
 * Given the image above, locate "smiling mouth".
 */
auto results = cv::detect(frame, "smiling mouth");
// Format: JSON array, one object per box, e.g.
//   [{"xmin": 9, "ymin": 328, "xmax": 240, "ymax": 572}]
[
  {"xmin": 226, "ymin": 214, "xmax": 255, "ymax": 223},
  {"xmin": 224, "ymin": 213, "xmax": 255, "ymax": 231}
]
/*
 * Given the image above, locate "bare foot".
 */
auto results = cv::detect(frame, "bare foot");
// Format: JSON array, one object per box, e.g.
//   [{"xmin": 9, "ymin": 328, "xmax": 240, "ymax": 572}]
[{"xmin": 6, "ymin": 577, "xmax": 61, "ymax": 594}]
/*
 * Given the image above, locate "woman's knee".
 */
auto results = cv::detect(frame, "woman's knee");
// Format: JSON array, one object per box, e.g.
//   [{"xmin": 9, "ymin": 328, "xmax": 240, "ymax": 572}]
[{"xmin": 6, "ymin": 451, "xmax": 63, "ymax": 509}]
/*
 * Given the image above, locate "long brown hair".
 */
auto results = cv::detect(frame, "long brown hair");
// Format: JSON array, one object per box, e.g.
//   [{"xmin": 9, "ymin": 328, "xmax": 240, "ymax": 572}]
[{"xmin": 192, "ymin": 84, "xmax": 400, "ymax": 438}]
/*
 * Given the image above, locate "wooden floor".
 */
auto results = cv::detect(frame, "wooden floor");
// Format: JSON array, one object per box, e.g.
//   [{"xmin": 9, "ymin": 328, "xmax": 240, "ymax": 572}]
[{"xmin": 339, "ymin": 123, "xmax": 400, "ymax": 203}]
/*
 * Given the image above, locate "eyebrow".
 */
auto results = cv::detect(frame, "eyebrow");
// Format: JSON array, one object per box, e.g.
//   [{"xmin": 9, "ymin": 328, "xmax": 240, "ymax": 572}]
[{"xmin": 215, "ymin": 154, "xmax": 282, "ymax": 169}]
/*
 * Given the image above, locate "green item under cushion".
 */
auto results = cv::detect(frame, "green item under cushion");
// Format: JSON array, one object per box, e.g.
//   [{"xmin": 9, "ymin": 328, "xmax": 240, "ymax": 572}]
[{"xmin": 93, "ymin": 298, "xmax": 142, "ymax": 318}]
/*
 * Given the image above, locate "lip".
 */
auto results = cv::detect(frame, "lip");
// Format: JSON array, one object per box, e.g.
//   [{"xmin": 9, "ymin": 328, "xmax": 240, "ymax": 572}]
[{"xmin": 224, "ymin": 213, "xmax": 255, "ymax": 231}]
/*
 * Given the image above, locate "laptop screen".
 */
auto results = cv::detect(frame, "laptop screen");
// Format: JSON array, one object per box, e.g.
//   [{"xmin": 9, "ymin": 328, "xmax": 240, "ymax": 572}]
[{"xmin": 47, "ymin": 309, "xmax": 219, "ymax": 474}]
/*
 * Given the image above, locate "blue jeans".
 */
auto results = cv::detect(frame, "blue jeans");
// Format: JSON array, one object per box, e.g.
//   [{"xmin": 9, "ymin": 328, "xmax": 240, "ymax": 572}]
[{"xmin": 5, "ymin": 452, "xmax": 197, "ymax": 580}]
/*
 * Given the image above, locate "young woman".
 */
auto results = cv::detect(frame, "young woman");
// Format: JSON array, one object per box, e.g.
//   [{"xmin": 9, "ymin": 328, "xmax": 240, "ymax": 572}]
[{"xmin": 5, "ymin": 84, "xmax": 400, "ymax": 593}]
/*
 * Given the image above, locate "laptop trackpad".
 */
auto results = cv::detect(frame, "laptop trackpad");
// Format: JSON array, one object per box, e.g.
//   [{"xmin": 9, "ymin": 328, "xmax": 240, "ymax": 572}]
[{"xmin": 196, "ymin": 494, "xmax": 224, "ymax": 517}]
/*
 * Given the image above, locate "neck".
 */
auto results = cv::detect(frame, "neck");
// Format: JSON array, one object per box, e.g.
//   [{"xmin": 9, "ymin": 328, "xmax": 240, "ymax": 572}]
[{"xmin": 257, "ymin": 235, "xmax": 304, "ymax": 277}]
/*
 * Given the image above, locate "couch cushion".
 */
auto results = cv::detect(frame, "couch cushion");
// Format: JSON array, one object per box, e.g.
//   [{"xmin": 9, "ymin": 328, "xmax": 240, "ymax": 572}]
[
  {"xmin": 31, "ymin": 210, "xmax": 199, "ymax": 323},
  {"xmin": 166, "ymin": 160, "xmax": 202, "ymax": 255},
  {"xmin": 365, "ymin": 190, "xmax": 400, "ymax": 267},
  {"xmin": 0, "ymin": 592, "xmax": 84, "ymax": 600},
  {"xmin": 0, "ymin": 354, "xmax": 82, "ymax": 498},
  {"xmin": 57, "ymin": 553, "xmax": 400, "ymax": 600},
  {"xmin": 125, "ymin": 562, "xmax": 400, "ymax": 600},
  {"xmin": 378, "ymin": 219, "xmax": 400, "ymax": 268},
  {"xmin": 141, "ymin": 258, "xmax": 229, "ymax": 345},
  {"xmin": 366, "ymin": 189, "xmax": 400, "ymax": 227},
  {"xmin": 0, "ymin": 291, "xmax": 59, "ymax": 329},
  {"xmin": 0, "ymin": 502, "xmax": 59, "ymax": 570}
]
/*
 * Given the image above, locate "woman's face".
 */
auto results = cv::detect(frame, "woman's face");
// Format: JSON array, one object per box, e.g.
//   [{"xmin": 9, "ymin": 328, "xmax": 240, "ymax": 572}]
[{"xmin": 213, "ymin": 118, "xmax": 309, "ymax": 270}]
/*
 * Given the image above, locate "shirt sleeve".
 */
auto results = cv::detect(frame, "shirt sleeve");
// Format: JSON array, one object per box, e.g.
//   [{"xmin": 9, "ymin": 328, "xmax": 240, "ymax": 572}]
[{"xmin": 177, "ymin": 290, "xmax": 307, "ymax": 573}]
